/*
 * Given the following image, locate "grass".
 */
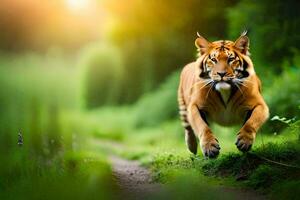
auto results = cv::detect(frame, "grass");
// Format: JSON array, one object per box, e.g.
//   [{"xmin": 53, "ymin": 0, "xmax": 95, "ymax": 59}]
[
  {"xmin": 86, "ymin": 105, "xmax": 300, "ymax": 199},
  {"xmin": 0, "ymin": 54, "xmax": 122, "ymax": 200},
  {"xmin": 0, "ymin": 52, "xmax": 175, "ymax": 199},
  {"xmin": 0, "ymin": 150, "xmax": 119, "ymax": 200},
  {"xmin": 0, "ymin": 51, "xmax": 298, "ymax": 199},
  {"xmin": 148, "ymin": 171, "xmax": 250, "ymax": 200},
  {"xmin": 145, "ymin": 139, "xmax": 300, "ymax": 199}
]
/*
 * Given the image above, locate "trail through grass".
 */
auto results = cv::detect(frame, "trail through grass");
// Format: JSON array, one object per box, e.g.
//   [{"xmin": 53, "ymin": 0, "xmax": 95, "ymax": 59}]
[
  {"xmin": 86, "ymin": 108, "xmax": 300, "ymax": 200},
  {"xmin": 90, "ymin": 136, "xmax": 267, "ymax": 200}
]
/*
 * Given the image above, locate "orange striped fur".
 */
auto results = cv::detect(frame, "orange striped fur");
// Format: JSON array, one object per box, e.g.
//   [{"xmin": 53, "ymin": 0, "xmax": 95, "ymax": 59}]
[{"xmin": 178, "ymin": 32, "xmax": 269, "ymax": 158}]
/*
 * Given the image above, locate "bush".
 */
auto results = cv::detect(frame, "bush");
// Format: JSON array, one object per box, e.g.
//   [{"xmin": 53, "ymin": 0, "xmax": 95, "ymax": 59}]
[
  {"xmin": 133, "ymin": 71, "xmax": 180, "ymax": 127},
  {"xmin": 262, "ymin": 66, "xmax": 300, "ymax": 133},
  {"xmin": 0, "ymin": 151, "xmax": 118, "ymax": 200},
  {"xmin": 201, "ymin": 141, "xmax": 300, "ymax": 191},
  {"xmin": 0, "ymin": 53, "xmax": 79, "ymax": 162},
  {"xmin": 79, "ymin": 43, "xmax": 124, "ymax": 108},
  {"xmin": 227, "ymin": 0, "xmax": 300, "ymax": 74}
]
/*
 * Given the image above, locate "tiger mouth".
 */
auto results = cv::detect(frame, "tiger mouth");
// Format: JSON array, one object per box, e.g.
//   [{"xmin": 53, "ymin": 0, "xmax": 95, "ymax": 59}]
[{"xmin": 215, "ymin": 81, "xmax": 231, "ymax": 91}]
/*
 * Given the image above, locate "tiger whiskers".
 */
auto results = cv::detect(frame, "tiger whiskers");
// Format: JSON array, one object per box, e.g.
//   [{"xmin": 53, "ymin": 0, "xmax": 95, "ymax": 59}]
[
  {"xmin": 199, "ymin": 79, "xmax": 213, "ymax": 84},
  {"xmin": 199, "ymin": 79, "xmax": 214, "ymax": 90},
  {"xmin": 240, "ymin": 78, "xmax": 253, "ymax": 85},
  {"xmin": 226, "ymin": 76, "xmax": 235, "ymax": 80},
  {"xmin": 233, "ymin": 82, "xmax": 245, "ymax": 97},
  {"xmin": 239, "ymin": 82, "xmax": 249, "ymax": 88},
  {"xmin": 205, "ymin": 82, "xmax": 215, "ymax": 101},
  {"xmin": 234, "ymin": 79, "xmax": 250, "ymax": 89}
]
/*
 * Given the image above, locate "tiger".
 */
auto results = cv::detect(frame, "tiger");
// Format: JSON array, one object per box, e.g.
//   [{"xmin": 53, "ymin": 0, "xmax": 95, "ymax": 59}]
[{"xmin": 177, "ymin": 32, "xmax": 269, "ymax": 158}]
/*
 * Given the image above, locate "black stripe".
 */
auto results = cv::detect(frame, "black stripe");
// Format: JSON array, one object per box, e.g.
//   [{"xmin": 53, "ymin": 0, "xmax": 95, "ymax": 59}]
[
  {"xmin": 241, "ymin": 58, "xmax": 249, "ymax": 78},
  {"xmin": 199, "ymin": 56, "xmax": 211, "ymax": 79},
  {"xmin": 197, "ymin": 106, "xmax": 209, "ymax": 126},
  {"xmin": 185, "ymin": 126, "xmax": 193, "ymax": 131},
  {"xmin": 243, "ymin": 109, "xmax": 253, "ymax": 125},
  {"xmin": 180, "ymin": 115, "xmax": 188, "ymax": 122},
  {"xmin": 220, "ymin": 40, "xmax": 225, "ymax": 51},
  {"xmin": 180, "ymin": 117, "xmax": 187, "ymax": 121}
]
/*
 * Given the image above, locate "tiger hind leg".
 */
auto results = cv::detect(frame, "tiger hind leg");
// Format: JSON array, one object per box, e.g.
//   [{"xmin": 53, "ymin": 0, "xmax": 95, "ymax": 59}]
[
  {"xmin": 185, "ymin": 126, "xmax": 198, "ymax": 154},
  {"xmin": 178, "ymin": 87, "xmax": 197, "ymax": 154},
  {"xmin": 179, "ymin": 106, "xmax": 198, "ymax": 154}
]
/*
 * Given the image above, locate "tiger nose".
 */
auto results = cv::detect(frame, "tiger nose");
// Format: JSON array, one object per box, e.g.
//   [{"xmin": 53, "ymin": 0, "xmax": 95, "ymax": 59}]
[{"xmin": 217, "ymin": 72, "xmax": 226, "ymax": 78}]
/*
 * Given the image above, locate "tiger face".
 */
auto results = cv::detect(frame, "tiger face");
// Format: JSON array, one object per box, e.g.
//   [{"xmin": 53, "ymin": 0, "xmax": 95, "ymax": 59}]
[{"xmin": 195, "ymin": 33, "xmax": 253, "ymax": 93}]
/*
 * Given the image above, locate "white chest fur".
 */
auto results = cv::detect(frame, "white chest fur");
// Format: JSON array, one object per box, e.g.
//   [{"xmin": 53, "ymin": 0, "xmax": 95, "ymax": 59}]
[
  {"xmin": 210, "ymin": 82, "xmax": 243, "ymax": 126},
  {"xmin": 215, "ymin": 82, "xmax": 231, "ymax": 103}
]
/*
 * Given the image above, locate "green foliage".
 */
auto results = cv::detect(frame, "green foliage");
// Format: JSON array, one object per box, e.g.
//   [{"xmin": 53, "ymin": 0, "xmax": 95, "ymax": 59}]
[
  {"xmin": 150, "ymin": 153, "xmax": 193, "ymax": 182},
  {"xmin": 290, "ymin": 120, "xmax": 300, "ymax": 140},
  {"xmin": 271, "ymin": 180, "xmax": 300, "ymax": 200},
  {"xmin": 0, "ymin": 53, "xmax": 79, "ymax": 160},
  {"xmin": 0, "ymin": 0, "xmax": 300, "ymax": 198},
  {"xmin": 150, "ymin": 171, "xmax": 242, "ymax": 200},
  {"xmin": 0, "ymin": 151, "xmax": 117, "ymax": 200},
  {"xmin": 0, "ymin": 52, "xmax": 122, "ymax": 199},
  {"xmin": 108, "ymin": 0, "xmax": 239, "ymax": 103},
  {"xmin": 201, "ymin": 141, "xmax": 300, "ymax": 191},
  {"xmin": 263, "ymin": 67, "xmax": 300, "ymax": 133},
  {"xmin": 270, "ymin": 114, "xmax": 300, "ymax": 140},
  {"xmin": 133, "ymin": 71, "xmax": 180, "ymax": 127},
  {"xmin": 79, "ymin": 43, "xmax": 124, "ymax": 108},
  {"xmin": 271, "ymin": 116, "xmax": 296, "ymax": 125},
  {"xmin": 139, "ymin": 136, "xmax": 300, "ymax": 195},
  {"xmin": 247, "ymin": 165, "xmax": 282, "ymax": 189},
  {"xmin": 227, "ymin": 0, "xmax": 300, "ymax": 73}
]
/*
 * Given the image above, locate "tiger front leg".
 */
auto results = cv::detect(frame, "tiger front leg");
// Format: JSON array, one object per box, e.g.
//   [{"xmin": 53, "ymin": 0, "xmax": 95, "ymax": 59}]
[
  {"xmin": 188, "ymin": 104, "xmax": 220, "ymax": 158},
  {"xmin": 236, "ymin": 103, "xmax": 269, "ymax": 152}
]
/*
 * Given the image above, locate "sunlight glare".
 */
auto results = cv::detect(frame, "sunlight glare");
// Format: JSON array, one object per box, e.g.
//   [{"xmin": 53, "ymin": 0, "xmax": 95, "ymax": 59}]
[{"xmin": 66, "ymin": 0, "xmax": 91, "ymax": 11}]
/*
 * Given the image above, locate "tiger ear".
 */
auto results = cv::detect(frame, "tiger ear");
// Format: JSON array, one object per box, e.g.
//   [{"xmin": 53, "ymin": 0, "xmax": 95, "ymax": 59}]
[
  {"xmin": 195, "ymin": 32, "xmax": 210, "ymax": 55},
  {"xmin": 234, "ymin": 32, "xmax": 250, "ymax": 55}
]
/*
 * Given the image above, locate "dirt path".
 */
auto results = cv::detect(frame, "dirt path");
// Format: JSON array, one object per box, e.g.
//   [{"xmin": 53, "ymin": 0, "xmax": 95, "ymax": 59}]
[
  {"xmin": 89, "ymin": 139, "xmax": 162, "ymax": 199},
  {"xmin": 110, "ymin": 156, "xmax": 161, "ymax": 200},
  {"xmin": 91, "ymin": 138, "xmax": 265, "ymax": 200},
  {"xmin": 109, "ymin": 154, "xmax": 266, "ymax": 200}
]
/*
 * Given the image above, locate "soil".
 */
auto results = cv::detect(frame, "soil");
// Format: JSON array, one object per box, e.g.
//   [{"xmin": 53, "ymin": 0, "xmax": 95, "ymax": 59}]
[
  {"xmin": 110, "ymin": 156, "xmax": 161, "ymax": 200},
  {"xmin": 92, "ymin": 138, "xmax": 266, "ymax": 200},
  {"xmin": 109, "ymin": 155, "xmax": 266, "ymax": 200}
]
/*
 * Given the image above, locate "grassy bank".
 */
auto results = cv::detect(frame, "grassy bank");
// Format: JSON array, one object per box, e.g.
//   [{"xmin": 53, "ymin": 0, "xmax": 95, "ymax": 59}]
[
  {"xmin": 0, "ymin": 150, "xmax": 118, "ymax": 200},
  {"xmin": 86, "ymin": 101, "xmax": 300, "ymax": 199}
]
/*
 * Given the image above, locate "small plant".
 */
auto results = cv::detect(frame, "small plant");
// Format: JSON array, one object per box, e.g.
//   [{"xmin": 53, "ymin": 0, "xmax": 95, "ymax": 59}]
[
  {"xmin": 271, "ymin": 115, "xmax": 296, "ymax": 125},
  {"xmin": 271, "ymin": 105, "xmax": 300, "ymax": 140}
]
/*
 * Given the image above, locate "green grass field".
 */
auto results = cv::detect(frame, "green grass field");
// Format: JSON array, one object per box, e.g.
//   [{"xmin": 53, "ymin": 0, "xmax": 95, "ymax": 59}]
[
  {"xmin": 0, "ymin": 53, "xmax": 299, "ymax": 199},
  {"xmin": 85, "ymin": 104, "xmax": 300, "ymax": 199}
]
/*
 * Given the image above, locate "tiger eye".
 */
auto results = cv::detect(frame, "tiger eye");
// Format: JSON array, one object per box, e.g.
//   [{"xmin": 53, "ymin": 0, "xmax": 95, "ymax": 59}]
[
  {"xmin": 228, "ymin": 57, "xmax": 235, "ymax": 63},
  {"xmin": 211, "ymin": 58, "xmax": 217, "ymax": 63}
]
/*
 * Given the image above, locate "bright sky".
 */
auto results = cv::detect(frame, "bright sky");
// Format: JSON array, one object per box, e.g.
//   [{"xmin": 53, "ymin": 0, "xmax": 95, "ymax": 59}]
[{"xmin": 66, "ymin": 0, "xmax": 92, "ymax": 11}]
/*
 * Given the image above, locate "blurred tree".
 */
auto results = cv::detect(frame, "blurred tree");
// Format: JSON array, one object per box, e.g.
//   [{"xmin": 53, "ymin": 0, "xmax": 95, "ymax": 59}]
[
  {"xmin": 105, "ymin": 0, "xmax": 239, "ymax": 103},
  {"xmin": 0, "ymin": 0, "xmax": 106, "ymax": 51},
  {"xmin": 46, "ymin": 104, "xmax": 62, "ymax": 157},
  {"xmin": 134, "ymin": 71, "xmax": 180, "ymax": 127},
  {"xmin": 29, "ymin": 98, "xmax": 43, "ymax": 157},
  {"xmin": 227, "ymin": 0, "xmax": 300, "ymax": 74},
  {"xmin": 79, "ymin": 43, "xmax": 124, "ymax": 108}
]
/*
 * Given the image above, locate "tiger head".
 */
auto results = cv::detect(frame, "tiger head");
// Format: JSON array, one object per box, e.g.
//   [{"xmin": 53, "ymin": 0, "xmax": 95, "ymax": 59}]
[{"xmin": 195, "ymin": 32, "xmax": 255, "ymax": 92}]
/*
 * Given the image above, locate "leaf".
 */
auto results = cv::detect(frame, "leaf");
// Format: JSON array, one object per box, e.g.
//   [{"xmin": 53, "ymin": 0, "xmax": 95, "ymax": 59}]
[
  {"xmin": 271, "ymin": 116, "xmax": 280, "ymax": 121},
  {"xmin": 271, "ymin": 115, "xmax": 295, "ymax": 125}
]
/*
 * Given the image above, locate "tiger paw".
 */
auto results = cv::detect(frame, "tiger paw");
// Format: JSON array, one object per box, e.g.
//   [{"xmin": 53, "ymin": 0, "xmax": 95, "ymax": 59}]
[
  {"xmin": 200, "ymin": 136, "xmax": 220, "ymax": 158},
  {"xmin": 235, "ymin": 130, "xmax": 255, "ymax": 152}
]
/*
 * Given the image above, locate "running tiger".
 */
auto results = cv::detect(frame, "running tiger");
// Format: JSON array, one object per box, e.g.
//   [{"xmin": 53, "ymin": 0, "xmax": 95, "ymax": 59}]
[{"xmin": 178, "ymin": 32, "xmax": 269, "ymax": 158}]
